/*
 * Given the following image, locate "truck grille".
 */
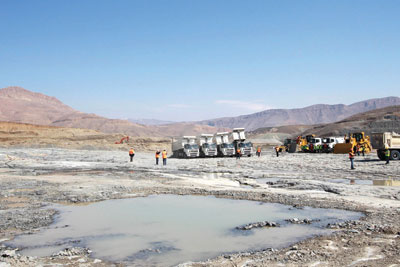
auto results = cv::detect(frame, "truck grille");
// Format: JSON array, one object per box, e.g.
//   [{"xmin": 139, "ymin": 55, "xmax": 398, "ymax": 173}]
[
  {"xmin": 207, "ymin": 150, "xmax": 217, "ymax": 156},
  {"xmin": 189, "ymin": 152, "xmax": 198, "ymax": 157}
]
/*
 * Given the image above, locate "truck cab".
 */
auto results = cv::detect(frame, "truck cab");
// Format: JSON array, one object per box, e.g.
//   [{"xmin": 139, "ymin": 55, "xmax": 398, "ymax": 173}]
[
  {"xmin": 197, "ymin": 134, "xmax": 218, "ymax": 157},
  {"xmin": 230, "ymin": 128, "xmax": 254, "ymax": 156},
  {"xmin": 322, "ymin": 137, "xmax": 345, "ymax": 152},
  {"xmin": 172, "ymin": 136, "xmax": 200, "ymax": 158},
  {"xmin": 308, "ymin": 138, "xmax": 322, "ymax": 152},
  {"xmin": 213, "ymin": 132, "xmax": 235, "ymax": 157}
]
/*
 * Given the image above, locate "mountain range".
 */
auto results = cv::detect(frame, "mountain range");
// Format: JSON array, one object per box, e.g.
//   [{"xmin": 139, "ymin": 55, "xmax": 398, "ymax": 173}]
[
  {"xmin": 1, "ymin": 86, "xmax": 399, "ymax": 137},
  {"xmin": 0, "ymin": 87, "xmax": 227, "ymax": 137},
  {"xmin": 198, "ymin": 97, "xmax": 400, "ymax": 130}
]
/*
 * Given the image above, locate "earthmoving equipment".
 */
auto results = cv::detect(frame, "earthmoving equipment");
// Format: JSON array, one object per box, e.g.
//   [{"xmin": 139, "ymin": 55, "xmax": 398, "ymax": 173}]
[
  {"xmin": 277, "ymin": 138, "xmax": 292, "ymax": 152},
  {"xmin": 197, "ymin": 134, "xmax": 218, "ymax": 157},
  {"xmin": 213, "ymin": 132, "xmax": 235, "ymax": 157},
  {"xmin": 229, "ymin": 128, "xmax": 254, "ymax": 156},
  {"xmin": 115, "ymin": 136, "xmax": 129, "ymax": 144},
  {"xmin": 288, "ymin": 134, "xmax": 315, "ymax": 153},
  {"xmin": 321, "ymin": 137, "xmax": 345, "ymax": 153},
  {"xmin": 172, "ymin": 136, "xmax": 200, "ymax": 158},
  {"xmin": 333, "ymin": 132, "xmax": 372, "ymax": 154},
  {"xmin": 371, "ymin": 132, "xmax": 400, "ymax": 160}
]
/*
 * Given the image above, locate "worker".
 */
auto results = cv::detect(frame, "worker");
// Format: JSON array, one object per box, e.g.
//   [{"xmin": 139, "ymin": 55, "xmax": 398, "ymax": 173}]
[
  {"xmin": 361, "ymin": 145, "xmax": 365, "ymax": 156},
  {"xmin": 256, "ymin": 147, "xmax": 261, "ymax": 157},
  {"xmin": 349, "ymin": 148, "xmax": 355, "ymax": 170},
  {"xmin": 356, "ymin": 145, "xmax": 360, "ymax": 156},
  {"xmin": 275, "ymin": 146, "xmax": 279, "ymax": 157},
  {"xmin": 236, "ymin": 148, "xmax": 241, "ymax": 159},
  {"xmin": 129, "ymin": 148, "xmax": 135, "ymax": 162},
  {"xmin": 385, "ymin": 147, "xmax": 390, "ymax": 165},
  {"xmin": 155, "ymin": 150, "xmax": 161, "ymax": 165},
  {"xmin": 162, "ymin": 149, "xmax": 167, "ymax": 166}
]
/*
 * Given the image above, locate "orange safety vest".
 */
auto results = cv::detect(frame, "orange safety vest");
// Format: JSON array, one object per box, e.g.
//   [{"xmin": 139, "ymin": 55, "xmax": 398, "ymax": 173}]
[
  {"xmin": 156, "ymin": 152, "xmax": 160, "ymax": 158},
  {"xmin": 129, "ymin": 149, "xmax": 134, "ymax": 155},
  {"xmin": 162, "ymin": 151, "xmax": 167, "ymax": 159},
  {"xmin": 237, "ymin": 148, "xmax": 241, "ymax": 154},
  {"xmin": 257, "ymin": 147, "xmax": 261, "ymax": 153}
]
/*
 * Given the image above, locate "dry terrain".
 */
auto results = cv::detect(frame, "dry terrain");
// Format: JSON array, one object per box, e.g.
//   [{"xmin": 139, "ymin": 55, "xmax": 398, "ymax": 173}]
[{"xmin": 0, "ymin": 147, "xmax": 399, "ymax": 266}]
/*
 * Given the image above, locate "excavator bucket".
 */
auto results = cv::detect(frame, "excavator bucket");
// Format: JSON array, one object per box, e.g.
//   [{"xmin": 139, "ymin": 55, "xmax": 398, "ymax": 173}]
[{"xmin": 333, "ymin": 143, "xmax": 354, "ymax": 154}]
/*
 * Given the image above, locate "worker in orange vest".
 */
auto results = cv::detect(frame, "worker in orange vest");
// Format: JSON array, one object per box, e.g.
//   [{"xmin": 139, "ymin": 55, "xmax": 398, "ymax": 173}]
[
  {"xmin": 236, "ymin": 148, "xmax": 241, "ymax": 159},
  {"xmin": 129, "ymin": 148, "xmax": 135, "ymax": 162},
  {"xmin": 349, "ymin": 148, "xmax": 355, "ymax": 169},
  {"xmin": 155, "ymin": 150, "xmax": 161, "ymax": 165},
  {"xmin": 162, "ymin": 149, "xmax": 167, "ymax": 166},
  {"xmin": 275, "ymin": 146, "xmax": 280, "ymax": 157},
  {"xmin": 256, "ymin": 147, "xmax": 261, "ymax": 157}
]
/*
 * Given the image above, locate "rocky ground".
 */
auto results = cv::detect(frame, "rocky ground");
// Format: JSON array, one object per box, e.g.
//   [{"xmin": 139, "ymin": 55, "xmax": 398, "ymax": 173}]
[{"xmin": 0, "ymin": 148, "xmax": 399, "ymax": 266}]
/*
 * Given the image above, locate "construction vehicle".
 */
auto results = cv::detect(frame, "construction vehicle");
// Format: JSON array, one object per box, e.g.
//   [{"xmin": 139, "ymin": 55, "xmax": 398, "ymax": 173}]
[
  {"xmin": 287, "ymin": 134, "xmax": 315, "ymax": 153},
  {"xmin": 172, "ymin": 136, "xmax": 200, "ymax": 158},
  {"xmin": 115, "ymin": 136, "xmax": 129, "ymax": 144},
  {"xmin": 333, "ymin": 132, "xmax": 372, "ymax": 154},
  {"xmin": 321, "ymin": 137, "xmax": 345, "ymax": 153},
  {"xmin": 213, "ymin": 132, "xmax": 235, "ymax": 157},
  {"xmin": 229, "ymin": 128, "xmax": 254, "ymax": 156},
  {"xmin": 276, "ymin": 138, "xmax": 293, "ymax": 152},
  {"xmin": 308, "ymin": 137, "xmax": 323, "ymax": 153},
  {"xmin": 371, "ymin": 132, "xmax": 400, "ymax": 160},
  {"xmin": 196, "ymin": 134, "xmax": 218, "ymax": 157}
]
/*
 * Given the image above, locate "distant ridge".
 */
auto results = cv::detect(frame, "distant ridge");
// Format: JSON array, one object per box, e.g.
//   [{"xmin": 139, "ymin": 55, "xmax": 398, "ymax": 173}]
[
  {"xmin": 0, "ymin": 86, "xmax": 228, "ymax": 137},
  {"xmin": 198, "ymin": 96, "xmax": 400, "ymax": 130}
]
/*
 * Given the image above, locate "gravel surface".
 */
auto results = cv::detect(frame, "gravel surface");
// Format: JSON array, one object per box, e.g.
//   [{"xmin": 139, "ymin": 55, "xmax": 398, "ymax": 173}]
[{"xmin": 0, "ymin": 148, "xmax": 399, "ymax": 266}]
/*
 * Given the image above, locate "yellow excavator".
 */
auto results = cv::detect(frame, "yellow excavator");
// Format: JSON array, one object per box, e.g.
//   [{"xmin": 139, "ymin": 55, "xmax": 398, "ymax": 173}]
[
  {"xmin": 333, "ymin": 132, "xmax": 372, "ymax": 154},
  {"xmin": 286, "ymin": 134, "xmax": 315, "ymax": 153}
]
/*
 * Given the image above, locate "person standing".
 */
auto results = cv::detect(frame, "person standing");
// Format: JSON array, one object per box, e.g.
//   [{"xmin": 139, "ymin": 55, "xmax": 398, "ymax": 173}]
[
  {"xmin": 361, "ymin": 145, "xmax": 365, "ymax": 156},
  {"xmin": 349, "ymin": 149, "xmax": 355, "ymax": 169},
  {"xmin": 275, "ymin": 146, "xmax": 279, "ymax": 157},
  {"xmin": 256, "ymin": 147, "xmax": 261, "ymax": 157},
  {"xmin": 236, "ymin": 148, "xmax": 241, "ymax": 159},
  {"xmin": 162, "ymin": 149, "xmax": 167, "ymax": 166},
  {"xmin": 129, "ymin": 148, "xmax": 135, "ymax": 162},
  {"xmin": 155, "ymin": 150, "xmax": 161, "ymax": 165},
  {"xmin": 385, "ymin": 147, "xmax": 390, "ymax": 165}
]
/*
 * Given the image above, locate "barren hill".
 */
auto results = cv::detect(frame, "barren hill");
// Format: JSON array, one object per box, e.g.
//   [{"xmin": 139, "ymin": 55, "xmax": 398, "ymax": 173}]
[
  {"xmin": 0, "ymin": 86, "xmax": 227, "ymax": 137},
  {"xmin": 199, "ymin": 97, "xmax": 400, "ymax": 130},
  {"xmin": 249, "ymin": 105, "xmax": 400, "ymax": 144}
]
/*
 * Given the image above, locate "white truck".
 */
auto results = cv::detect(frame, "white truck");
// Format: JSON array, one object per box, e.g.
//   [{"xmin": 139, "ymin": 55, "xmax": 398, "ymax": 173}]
[
  {"xmin": 371, "ymin": 132, "xmax": 400, "ymax": 160},
  {"xmin": 197, "ymin": 134, "xmax": 218, "ymax": 157},
  {"xmin": 172, "ymin": 136, "xmax": 200, "ymax": 158},
  {"xmin": 321, "ymin": 137, "xmax": 345, "ymax": 153},
  {"xmin": 213, "ymin": 132, "xmax": 235, "ymax": 157},
  {"xmin": 230, "ymin": 128, "xmax": 254, "ymax": 156}
]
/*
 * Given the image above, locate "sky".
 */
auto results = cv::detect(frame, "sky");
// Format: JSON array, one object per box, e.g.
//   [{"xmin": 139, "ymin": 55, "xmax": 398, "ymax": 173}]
[{"xmin": 0, "ymin": 0, "xmax": 399, "ymax": 121}]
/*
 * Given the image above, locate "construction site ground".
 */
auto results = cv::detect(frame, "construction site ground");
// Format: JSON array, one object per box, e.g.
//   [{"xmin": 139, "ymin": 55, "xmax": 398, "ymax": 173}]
[{"xmin": 0, "ymin": 148, "xmax": 400, "ymax": 266}]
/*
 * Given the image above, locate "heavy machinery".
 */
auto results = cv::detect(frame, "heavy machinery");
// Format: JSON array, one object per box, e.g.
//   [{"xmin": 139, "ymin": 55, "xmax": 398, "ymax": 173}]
[
  {"xmin": 172, "ymin": 136, "xmax": 200, "ymax": 158},
  {"xmin": 276, "ymin": 138, "xmax": 293, "ymax": 152},
  {"xmin": 196, "ymin": 134, "xmax": 218, "ymax": 157},
  {"xmin": 321, "ymin": 137, "xmax": 345, "ymax": 153},
  {"xmin": 287, "ymin": 134, "xmax": 315, "ymax": 153},
  {"xmin": 229, "ymin": 128, "xmax": 254, "ymax": 156},
  {"xmin": 371, "ymin": 132, "xmax": 400, "ymax": 160},
  {"xmin": 115, "ymin": 136, "xmax": 129, "ymax": 144},
  {"xmin": 333, "ymin": 132, "xmax": 372, "ymax": 154},
  {"xmin": 213, "ymin": 132, "xmax": 235, "ymax": 157},
  {"xmin": 308, "ymin": 137, "xmax": 323, "ymax": 153}
]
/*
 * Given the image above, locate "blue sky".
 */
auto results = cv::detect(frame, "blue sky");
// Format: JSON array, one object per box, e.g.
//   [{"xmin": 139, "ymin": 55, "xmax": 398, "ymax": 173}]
[{"xmin": 1, "ymin": 0, "xmax": 399, "ymax": 121}]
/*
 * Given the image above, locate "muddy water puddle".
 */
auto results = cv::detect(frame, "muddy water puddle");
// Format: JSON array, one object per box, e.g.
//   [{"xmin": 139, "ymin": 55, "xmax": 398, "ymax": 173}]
[{"xmin": 8, "ymin": 195, "xmax": 361, "ymax": 266}]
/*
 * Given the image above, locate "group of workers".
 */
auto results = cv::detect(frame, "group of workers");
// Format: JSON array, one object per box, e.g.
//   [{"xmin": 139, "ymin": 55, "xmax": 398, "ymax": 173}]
[{"xmin": 129, "ymin": 148, "xmax": 168, "ymax": 165}]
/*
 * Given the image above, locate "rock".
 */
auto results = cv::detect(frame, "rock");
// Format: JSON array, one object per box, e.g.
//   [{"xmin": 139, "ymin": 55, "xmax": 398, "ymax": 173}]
[{"xmin": 1, "ymin": 250, "xmax": 16, "ymax": 257}]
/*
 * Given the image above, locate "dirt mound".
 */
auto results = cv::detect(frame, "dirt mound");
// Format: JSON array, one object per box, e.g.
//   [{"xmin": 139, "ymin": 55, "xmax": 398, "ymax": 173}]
[{"xmin": 0, "ymin": 121, "xmax": 170, "ymax": 152}]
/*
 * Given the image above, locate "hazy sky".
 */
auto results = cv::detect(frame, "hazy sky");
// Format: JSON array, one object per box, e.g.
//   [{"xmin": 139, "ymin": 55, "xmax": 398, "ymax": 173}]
[{"xmin": 1, "ymin": 0, "xmax": 399, "ymax": 121}]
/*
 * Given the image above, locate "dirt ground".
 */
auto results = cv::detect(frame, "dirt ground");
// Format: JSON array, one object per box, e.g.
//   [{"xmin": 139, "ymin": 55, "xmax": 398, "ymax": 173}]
[{"xmin": 0, "ymin": 148, "xmax": 399, "ymax": 266}]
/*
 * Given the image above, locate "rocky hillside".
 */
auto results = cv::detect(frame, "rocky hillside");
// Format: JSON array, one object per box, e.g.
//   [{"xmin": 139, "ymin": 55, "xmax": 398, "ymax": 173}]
[
  {"xmin": 199, "ymin": 97, "xmax": 400, "ymax": 130},
  {"xmin": 0, "ymin": 87, "xmax": 227, "ymax": 137},
  {"xmin": 249, "ymin": 105, "xmax": 400, "ymax": 143}
]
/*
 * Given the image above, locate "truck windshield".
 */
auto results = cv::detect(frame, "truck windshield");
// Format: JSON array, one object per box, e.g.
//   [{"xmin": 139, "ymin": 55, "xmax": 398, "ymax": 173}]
[
  {"xmin": 221, "ymin": 143, "xmax": 234, "ymax": 148},
  {"xmin": 322, "ymin": 138, "xmax": 332, "ymax": 143},
  {"xmin": 184, "ymin": 144, "xmax": 199, "ymax": 149},
  {"xmin": 202, "ymin": 143, "xmax": 216, "ymax": 149},
  {"xmin": 239, "ymin": 142, "xmax": 253, "ymax": 148}
]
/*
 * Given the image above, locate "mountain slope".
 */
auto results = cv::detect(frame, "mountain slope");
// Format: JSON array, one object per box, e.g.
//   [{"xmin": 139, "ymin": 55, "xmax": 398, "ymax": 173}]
[
  {"xmin": 0, "ymin": 86, "xmax": 227, "ymax": 137},
  {"xmin": 198, "ymin": 97, "xmax": 400, "ymax": 130}
]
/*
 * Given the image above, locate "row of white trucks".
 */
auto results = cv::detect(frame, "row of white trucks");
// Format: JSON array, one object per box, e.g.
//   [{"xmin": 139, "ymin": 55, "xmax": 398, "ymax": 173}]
[{"xmin": 172, "ymin": 128, "xmax": 254, "ymax": 158}]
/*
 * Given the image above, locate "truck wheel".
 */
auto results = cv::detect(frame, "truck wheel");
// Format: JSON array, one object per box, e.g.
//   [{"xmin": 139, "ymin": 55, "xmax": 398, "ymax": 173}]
[
  {"xmin": 391, "ymin": 150, "xmax": 400, "ymax": 160},
  {"xmin": 377, "ymin": 150, "xmax": 385, "ymax": 160}
]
